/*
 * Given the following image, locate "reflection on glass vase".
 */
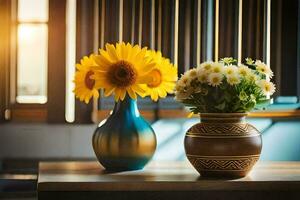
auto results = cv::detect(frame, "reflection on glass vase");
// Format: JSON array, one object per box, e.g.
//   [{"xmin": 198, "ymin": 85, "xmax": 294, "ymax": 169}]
[{"xmin": 92, "ymin": 95, "xmax": 157, "ymax": 171}]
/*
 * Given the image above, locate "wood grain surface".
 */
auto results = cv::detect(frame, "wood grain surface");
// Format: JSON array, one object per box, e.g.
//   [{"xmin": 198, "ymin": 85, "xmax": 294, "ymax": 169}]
[
  {"xmin": 37, "ymin": 161, "xmax": 300, "ymax": 200},
  {"xmin": 38, "ymin": 161, "xmax": 300, "ymax": 191}
]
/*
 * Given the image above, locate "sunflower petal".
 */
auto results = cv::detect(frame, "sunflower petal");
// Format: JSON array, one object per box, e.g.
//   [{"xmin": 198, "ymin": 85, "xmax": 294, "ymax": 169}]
[
  {"xmin": 127, "ymin": 87, "xmax": 137, "ymax": 99},
  {"xmin": 136, "ymin": 75, "xmax": 153, "ymax": 84},
  {"xmin": 157, "ymin": 88, "xmax": 167, "ymax": 98},
  {"xmin": 106, "ymin": 44, "xmax": 119, "ymax": 61},
  {"xmin": 150, "ymin": 91, "xmax": 159, "ymax": 101},
  {"xmin": 119, "ymin": 90, "xmax": 126, "ymax": 101},
  {"xmin": 139, "ymin": 62, "xmax": 156, "ymax": 75},
  {"xmin": 120, "ymin": 42, "xmax": 129, "ymax": 60},
  {"xmin": 132, "ymin": 84, "xmax": 145, "ymax": 94},
  {"xmin": 93, "ymin": 90, "xmax": 100, "ymax": 99},
  {"xmin": 104, "ymin": 86, "xmax": 115, "ymax": 97},
  {"xmin": 99, "ymin": 49, "xmax": 115, "ymax": 63},
  {"xmin": 114, "ymin": 89, "xmax": 121, "ymax": 101},
  {"xmin": 92, "ymin": 55, "xmax": 111, "ymax": 69}
]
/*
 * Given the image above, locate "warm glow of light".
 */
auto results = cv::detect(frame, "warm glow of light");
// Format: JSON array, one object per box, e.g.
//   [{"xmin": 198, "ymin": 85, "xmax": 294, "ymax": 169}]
[
  {"xmin": 18, "ymin": 25, "xmax": 35, "ymax": 43},
  {"xmin": 16, "ymin": 0, "xmax": 49, "ymax": 104},
  {"xmin": 65, "ymin": 0, "xmax": 76, "ymax": 123},
  {"xmin": 18, "ymin": 0, "xmax": 48, "ymax": 22},
  {"xmin": 17, "ymin": 24, "xmax": 48, "ymax": 104}
]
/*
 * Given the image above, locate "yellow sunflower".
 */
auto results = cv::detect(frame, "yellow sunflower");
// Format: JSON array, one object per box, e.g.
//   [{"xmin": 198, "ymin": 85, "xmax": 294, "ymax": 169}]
[
  {"xmin": 92, "ymin": 42, "xmax": 156, "ymax": 101},
  {"xmin": 73, "ymin": 55, "xmax": 100, "ymax": 104},
  {"xmin": 142, "ymin": 50, "xmax": 178, "ymax": 101}
]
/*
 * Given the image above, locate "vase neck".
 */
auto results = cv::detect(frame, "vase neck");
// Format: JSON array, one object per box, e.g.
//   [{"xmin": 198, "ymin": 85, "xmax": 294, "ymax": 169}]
[
  {"xmin": 112, "ymin": 95, "xmax": 139, "ymax": 116},
  {"xmin": 200, "ymin": 113, "xmax": 247, "ymax": 123}
]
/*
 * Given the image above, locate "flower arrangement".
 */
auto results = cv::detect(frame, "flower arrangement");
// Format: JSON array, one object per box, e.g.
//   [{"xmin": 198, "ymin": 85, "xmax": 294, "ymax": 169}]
[
  {"xmin": 175, "ymin": 57, "xmax": 275, "ymax": 113},
  {"xmin": 73, "ymin": 42, "xmax": 178, "ymax": 103}
]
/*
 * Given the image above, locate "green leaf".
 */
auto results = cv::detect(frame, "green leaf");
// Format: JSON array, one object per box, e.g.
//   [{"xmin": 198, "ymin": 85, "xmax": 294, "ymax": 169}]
[
  {"xmin": 214, "ymin": 101, "xmax": 226, "ymax": 110},
  {"xmin": 255, "ymin": 98, "xmax": 272, "ymax": 109}
]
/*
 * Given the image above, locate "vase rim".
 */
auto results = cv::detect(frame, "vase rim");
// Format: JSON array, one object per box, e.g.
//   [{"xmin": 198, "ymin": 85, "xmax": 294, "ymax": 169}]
[{"xmin": 199, "ymin": 113, "xmax": 248, "ymax": 118}]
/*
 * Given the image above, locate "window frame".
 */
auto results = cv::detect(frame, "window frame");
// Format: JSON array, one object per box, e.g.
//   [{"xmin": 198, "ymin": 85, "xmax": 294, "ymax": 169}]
[
  {"xmin": 0, "ymin": 0, "xmax": 11, "ymax": 122},
  {"xmin": 0, "ymin": 0, "xmax": 67, "ymax": 123}
]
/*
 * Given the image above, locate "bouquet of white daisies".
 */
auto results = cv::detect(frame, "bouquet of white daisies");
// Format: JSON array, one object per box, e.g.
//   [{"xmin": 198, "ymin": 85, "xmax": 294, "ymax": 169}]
[{"xmin": 175, "ymin": 57, "xmax": 275, "ymax": 113}]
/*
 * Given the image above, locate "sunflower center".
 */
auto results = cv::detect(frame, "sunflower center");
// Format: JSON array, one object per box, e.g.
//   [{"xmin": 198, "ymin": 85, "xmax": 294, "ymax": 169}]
[
  {"xmin": 85, "ymin": 70, "xmax": 95, "ymax": 90},
  {"xmin": 108, "ymin": 60, "xmax": 137, "ymax": 87},
  {"xmin": 148, "ymin": 69, "xmax": 162, "ymax": 88}
]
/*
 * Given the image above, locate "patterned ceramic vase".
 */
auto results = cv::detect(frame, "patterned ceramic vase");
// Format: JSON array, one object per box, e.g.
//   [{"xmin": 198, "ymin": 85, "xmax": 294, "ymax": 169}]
[
  {"xmin": 184, "ymin": 113, "xmax": 262, "ymax": 178},
  {"xmin": 92, "ymin": 95, "xmax": 156, "ymax": 171}
]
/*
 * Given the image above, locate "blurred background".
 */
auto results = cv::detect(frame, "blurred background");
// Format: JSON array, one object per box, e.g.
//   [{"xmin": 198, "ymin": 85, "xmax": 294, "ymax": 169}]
[{"xmin": 0, "ymin": 0, "xmax": 300, "ymax": 199}]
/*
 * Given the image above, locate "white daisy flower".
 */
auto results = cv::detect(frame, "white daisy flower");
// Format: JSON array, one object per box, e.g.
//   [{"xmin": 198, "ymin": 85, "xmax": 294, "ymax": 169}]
[
  {"xmin": 187, "ymin": 68, "xmax": 198, "ymax": 79},
  {"xmin": 197, "ymin": 73, "xmax": 208, "ymax": 83},
  {"xmin": 226, "ymin": 74, "xmax": 241, "ymax": 86},
  {"xmin": 220, "ymin": 57, "xmax": 235, "ymax": 65},
  {"xmin": 246, "ymin": 72, "xmax": 259, "ymax": 82},
  {"xmin": 208, "ymin": 73, "xmax": 223, "ymax": 87},
  {"xmin": 199, "ymin": 61, "xmax": 214, "ymax": 72},
  {"xmin": 255, "ymin": 60, "xmax": 274, "ymax": 78},
  {"xmin": 179, "ymin": 74, "xmax": 191, "ymax": 87},
  {"xmin": 245, "ymin": 57, "xmax": 254, "ymax": 65},
  {"xmin": 175, "ymin": 82, "xmax": 184, "ymax": 92},
  {"xmin": 224, "ymin": 65, "xmax": 238, "ymax": 76},
  {"xmin": 196, "ymin": 68, "xmax": 208, "ymax": 83},
  {"xmin": 211, "ymin": 62, "xmax": 224, "ymax": 73},
  {"xmin": 174, "ymin": 88, "xmax": 193, "ymax": 101},
  {"xmin": 238, "ymin": 64, "xmax": 251, "ymax": 77},
  {"xmin": 257, "ymin": 80, "xmax": 276, "ymax": 95}
]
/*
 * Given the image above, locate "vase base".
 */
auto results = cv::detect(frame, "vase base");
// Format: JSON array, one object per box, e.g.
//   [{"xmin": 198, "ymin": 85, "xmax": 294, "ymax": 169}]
[
  {"xmin": 103, "ymin": 166, "xmax": 144, "ymax": 173},
  {"xmin": 198, "ymin": 170, "xmax": 249, "ymax": 179},
  {"xmin": 98, "ymin": 156, "xmax": 152, "ymax": 172}
]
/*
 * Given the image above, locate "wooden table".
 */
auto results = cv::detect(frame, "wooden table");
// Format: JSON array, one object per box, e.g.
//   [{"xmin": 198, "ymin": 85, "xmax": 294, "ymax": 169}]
[{"xmin": 38, "ymin": 161, "xmax": 300, "ymax": 200}]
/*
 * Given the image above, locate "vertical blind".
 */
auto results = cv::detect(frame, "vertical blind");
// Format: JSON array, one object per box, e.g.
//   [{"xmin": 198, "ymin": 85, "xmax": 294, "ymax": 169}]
[
  {"xmin": 86, "ymin": 0, "xmax": 300, "ymax": 112},
  {"xmin": 96, "ymin": 0, "xmax": 270, "ymax": 71}
]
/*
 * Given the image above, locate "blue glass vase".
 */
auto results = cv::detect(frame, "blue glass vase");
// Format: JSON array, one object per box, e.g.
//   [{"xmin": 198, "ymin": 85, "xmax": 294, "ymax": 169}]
[{"xmin": 92, "ymin": 95, "xmax": 157, "ymax": 171}]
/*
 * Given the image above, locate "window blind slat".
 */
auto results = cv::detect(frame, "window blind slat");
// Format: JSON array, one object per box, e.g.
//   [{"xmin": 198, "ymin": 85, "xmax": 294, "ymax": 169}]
[
  {"xmin": 122, "ymin": 0, "xmax": 134, "ymax": 43},
  {"xmin": 241, "ymin": 0, "xmax": 265, "ymax": 61},
  {"xmin": 201, "ymin": 0, "xmax": 215, "ymax": 61},
  {"xmin": 218, "ymin": 0, "xmax": 239, "ymax": 59},
  {"xmin": 155, "ymin": 0, "xmax": 162, "ymax": 51},
  {"xmin": 161, "ymin": 0, "xmax": 176, "ymax": 62},
  {"xmin": 141, "ymin": 0, "xmax": 152, "ymax": 48},
  {"xmin": 178, "ymin": 0, "xmax": 199, "ymax": 73},
  {"xmin": 104, "ymin": 0, "xmax": 120, "ymax": 44}
]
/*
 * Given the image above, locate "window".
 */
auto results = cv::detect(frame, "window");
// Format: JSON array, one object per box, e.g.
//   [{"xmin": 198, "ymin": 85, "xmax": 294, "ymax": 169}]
[
  {"xmin": 17, "ymin": 0, "xmax": 48, "ymax": 104},
  {"xmin": 0, "ymin": 0, "xmax": 70, "ymax": 123}
]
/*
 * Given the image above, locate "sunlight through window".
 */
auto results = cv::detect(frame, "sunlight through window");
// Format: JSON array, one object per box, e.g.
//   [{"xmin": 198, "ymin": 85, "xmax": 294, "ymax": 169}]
[{"xmin": 16, "ymin": 0, "xmax": 48, "ymax": 104}]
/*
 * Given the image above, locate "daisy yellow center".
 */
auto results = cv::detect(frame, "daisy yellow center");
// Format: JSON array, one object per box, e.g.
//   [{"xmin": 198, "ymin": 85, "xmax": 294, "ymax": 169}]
[
  {"xmin": 182, "ymin": 77, "xmax": 189, "ymax": 84},
  {"xmin": 212, "ymin": 77, "xmax": 219, "ymax": 83},
  {"xmin": 108, "ymin": 60, "xmax": 137, "ymax": 87},
  {"xmin": 148, "ymin": 69, "xmax": 162, "ymax": 88},
  {"xmin": 226, "ymin": 69, "xmax": 234, "ymax": 74},
  {"xmin": 199, "ymin": 75, "xmax": 206, "ymax": 82},
  {"xmin": 85, "ymin": 70, "xmax": 95, "ymax": 90},
  {"xmin": 264, "ymin": 84, "xmax": 271, "ymax": 91},
  {"xmin": 240, "ymin": 69, "xmax": 247, "ymax": 75},
  {"xmin": 213, "ymin": 67, "xmax": 221, "ymax": 73},
  {"xmin": 190, "ymin": 70, "xmax": 197, "ymax": 77},
  {"xmin": 204, "ymin": 65, "xmax": 211, "ymax": 70}
]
